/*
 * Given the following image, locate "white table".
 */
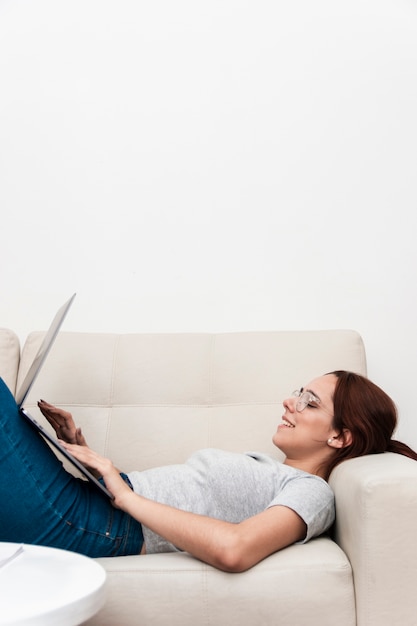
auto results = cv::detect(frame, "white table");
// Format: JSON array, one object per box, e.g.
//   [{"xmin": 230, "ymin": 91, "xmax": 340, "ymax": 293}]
[{"xmin": 0, "ymin": 543, "xmax": 106, "ymax": 626}]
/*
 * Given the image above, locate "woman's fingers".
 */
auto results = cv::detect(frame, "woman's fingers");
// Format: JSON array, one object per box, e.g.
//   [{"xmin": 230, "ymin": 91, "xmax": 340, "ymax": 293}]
[
  {"xmin": 59, "ymin": 441, "xmax": 112, "ymax": 475},
  {"xmin": 58, "ymin": 442, "xmax": 131, "ymax": 506},
  {"xmin": 75, "ymin": 427, "xmax": 88, "ymax": 447},
  {"xmin": 38, "ymin": 400, "xmax": 79, "ymax": 443}
]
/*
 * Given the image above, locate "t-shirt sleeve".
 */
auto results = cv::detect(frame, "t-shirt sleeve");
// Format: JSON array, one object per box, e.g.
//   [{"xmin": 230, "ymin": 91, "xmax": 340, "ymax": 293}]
[{"xmin": 267, "ymin": 475, "xmax": 335, "ymax": 542}]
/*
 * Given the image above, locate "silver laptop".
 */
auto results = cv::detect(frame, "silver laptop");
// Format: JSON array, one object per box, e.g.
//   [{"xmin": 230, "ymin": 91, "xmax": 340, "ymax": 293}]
[{"xmin": 17, "ymin": 293, "xmax": 113, "ymax": 500}]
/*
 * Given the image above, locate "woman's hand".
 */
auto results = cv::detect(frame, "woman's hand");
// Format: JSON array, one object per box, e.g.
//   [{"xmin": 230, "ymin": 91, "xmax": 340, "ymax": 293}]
[
  {"xmin": 58, "ymin": 441, "xmax": 133, "ymax": 508},
  {"xmin": 38, "ymin": 400, "xmax": 88, "ymax": 446}
]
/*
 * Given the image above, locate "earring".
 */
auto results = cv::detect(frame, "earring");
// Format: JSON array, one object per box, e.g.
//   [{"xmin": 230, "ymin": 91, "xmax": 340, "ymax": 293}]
[{"xmin": 327, "ymin": 438, "xmax": 333, "ymax": 444}]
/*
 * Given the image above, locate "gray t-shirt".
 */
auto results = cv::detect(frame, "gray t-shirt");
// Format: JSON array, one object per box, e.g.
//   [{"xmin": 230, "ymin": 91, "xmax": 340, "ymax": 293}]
[{"xmin": 127, "ymin": 448, "xmax": 335, "ymax": 554}]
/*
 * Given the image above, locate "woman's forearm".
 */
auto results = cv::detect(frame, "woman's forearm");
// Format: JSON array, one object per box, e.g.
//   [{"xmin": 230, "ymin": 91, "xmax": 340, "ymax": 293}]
[
  {"xmin": 117, "ymin": 490, "xmax": 305, "ymax": 572},
  {"xmin": 120, "ymin": 490, "xmax": 243, "ymax": 571}
]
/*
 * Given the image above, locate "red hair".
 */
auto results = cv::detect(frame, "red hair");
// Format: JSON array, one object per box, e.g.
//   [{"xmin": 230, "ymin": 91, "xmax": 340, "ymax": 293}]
[{"xmin": 323, "ymin": 371, "xmax": 417, "ymax": 479}]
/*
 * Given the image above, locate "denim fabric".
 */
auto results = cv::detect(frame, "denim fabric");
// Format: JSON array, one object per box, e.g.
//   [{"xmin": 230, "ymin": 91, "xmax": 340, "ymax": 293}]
[{"xmin": 0, "ymin": 378, "xmax": 143, "ymax": 557}]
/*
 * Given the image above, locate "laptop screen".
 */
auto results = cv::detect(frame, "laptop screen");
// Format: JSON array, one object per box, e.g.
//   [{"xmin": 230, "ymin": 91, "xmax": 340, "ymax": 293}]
[{"xmin": 15, "ymin": 293, "xmax": 76, "ymax": 407}]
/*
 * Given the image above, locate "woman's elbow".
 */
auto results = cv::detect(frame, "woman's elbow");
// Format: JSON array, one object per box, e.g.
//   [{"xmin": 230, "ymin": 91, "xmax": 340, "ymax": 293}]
[
  {"xmin": 211, "ymin": 538, "xmax": 256, "ymax": 573},
  {"xmin": 214, "ymin": 552, "xmax": 249, "ymax": 573}
]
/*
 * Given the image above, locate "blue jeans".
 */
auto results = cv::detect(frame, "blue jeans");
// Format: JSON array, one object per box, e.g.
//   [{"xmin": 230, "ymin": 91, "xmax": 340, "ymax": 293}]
[{"xmin": 0, "ymin": 378, "xmax": 143, "ymax": 557}]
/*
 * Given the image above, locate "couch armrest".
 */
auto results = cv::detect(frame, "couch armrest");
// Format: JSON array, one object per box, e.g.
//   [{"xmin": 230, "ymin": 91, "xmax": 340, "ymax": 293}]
[{"xmin": 329, "ymin": 453, "xmax": 417, "ymax": 626}]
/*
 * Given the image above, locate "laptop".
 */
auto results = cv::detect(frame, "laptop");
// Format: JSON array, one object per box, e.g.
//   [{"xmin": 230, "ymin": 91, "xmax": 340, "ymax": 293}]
[{"xmin": 17, "ymin": 293, "xmax": 114, "ymax": 500}]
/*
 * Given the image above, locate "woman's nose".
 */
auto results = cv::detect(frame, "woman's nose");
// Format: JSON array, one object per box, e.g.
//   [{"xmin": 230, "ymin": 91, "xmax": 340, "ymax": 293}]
[{"xmin": 283, "ymin": 396, "xmax": 296, "ymax": 412}]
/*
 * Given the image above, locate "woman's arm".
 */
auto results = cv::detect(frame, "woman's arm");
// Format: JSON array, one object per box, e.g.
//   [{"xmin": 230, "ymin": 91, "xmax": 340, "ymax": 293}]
[
  {"xmin": 59, "ymin": 442, "xmax": 307, "ymax": 572},
  {"xmin": 125, "ymin": 495, "xmax": 306, "ymax": 572}
]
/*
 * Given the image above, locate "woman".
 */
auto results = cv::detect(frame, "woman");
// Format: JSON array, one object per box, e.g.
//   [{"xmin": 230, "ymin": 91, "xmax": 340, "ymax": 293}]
[{"xmin": 1, "ymin": 371, "xmax": 416, "ymax": 571}]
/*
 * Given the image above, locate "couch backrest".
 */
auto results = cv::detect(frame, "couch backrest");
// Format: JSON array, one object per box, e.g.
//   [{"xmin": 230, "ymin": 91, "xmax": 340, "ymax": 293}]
[
  {"xmin": 0, "ymin": 329, "xmax": 21, "ymax": 396},
  {"xmin": 16, "ymin": 330, "xmax": 367, "ymax": 472}
]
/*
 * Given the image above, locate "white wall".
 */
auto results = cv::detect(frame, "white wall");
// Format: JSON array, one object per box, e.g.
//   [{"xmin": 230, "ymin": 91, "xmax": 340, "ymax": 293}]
[{"xmin": 1, "ymin": 0, "xmax": 417, "ymax": 447}]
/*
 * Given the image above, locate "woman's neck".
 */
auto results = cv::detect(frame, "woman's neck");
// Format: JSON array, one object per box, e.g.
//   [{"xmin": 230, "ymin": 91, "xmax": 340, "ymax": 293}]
[{"xmin": 283, "ymin": 456, "xmax": 327, "ymax": 479}]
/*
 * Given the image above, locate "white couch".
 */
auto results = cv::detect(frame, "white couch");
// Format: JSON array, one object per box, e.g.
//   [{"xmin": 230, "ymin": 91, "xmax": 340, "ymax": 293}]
[{"xmin": 1, "ymin": 327, "xmax": 417, "ymax": 626}]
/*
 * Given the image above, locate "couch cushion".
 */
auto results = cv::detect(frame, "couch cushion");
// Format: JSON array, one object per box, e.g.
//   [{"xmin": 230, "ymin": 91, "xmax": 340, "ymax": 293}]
[{"xmin": 89, "ymin": 538, "xmax": 355, "ymax": 626}]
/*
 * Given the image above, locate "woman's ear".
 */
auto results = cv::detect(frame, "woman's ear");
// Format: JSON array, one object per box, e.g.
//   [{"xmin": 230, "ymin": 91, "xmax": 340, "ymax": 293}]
[
  {"xmin": 341, "ymin": 429, "xmax": 353, "ymax": 447},
  {"xmin": 330, "ymin": 429, "xmax": 353, "ymax": 448}
]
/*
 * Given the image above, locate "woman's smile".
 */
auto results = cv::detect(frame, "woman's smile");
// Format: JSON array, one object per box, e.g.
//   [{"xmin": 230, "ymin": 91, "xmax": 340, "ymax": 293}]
[{"xmin": 279, "ymin": 417, "xmax": 295, "ymax": 429}]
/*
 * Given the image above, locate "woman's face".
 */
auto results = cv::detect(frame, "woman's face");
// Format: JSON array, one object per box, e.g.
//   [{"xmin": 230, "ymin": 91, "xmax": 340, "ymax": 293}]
[{"xmin": 273, "ymin": 374, "xmax": 338, "ymax": 460}]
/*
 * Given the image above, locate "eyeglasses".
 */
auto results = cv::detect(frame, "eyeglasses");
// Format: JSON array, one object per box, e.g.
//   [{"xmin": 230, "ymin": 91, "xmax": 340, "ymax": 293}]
[{"xmin": 292, "ymin": 389, "xmax": 321, "ymax": 412}]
